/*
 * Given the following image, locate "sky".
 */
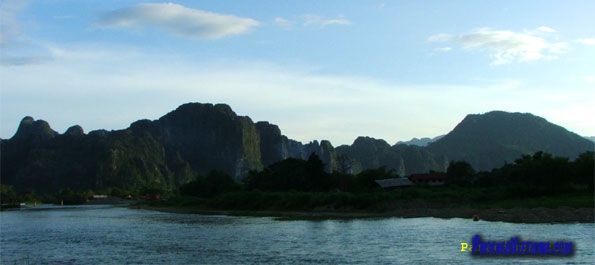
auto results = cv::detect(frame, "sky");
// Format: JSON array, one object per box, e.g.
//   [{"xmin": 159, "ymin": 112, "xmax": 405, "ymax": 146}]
[{"xmin": 1, "ymin": 0, "xmax": 594, "ymax": 146}]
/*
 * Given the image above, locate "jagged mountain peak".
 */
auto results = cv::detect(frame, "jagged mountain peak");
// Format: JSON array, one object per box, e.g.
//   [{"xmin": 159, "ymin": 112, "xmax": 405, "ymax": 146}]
[
  {"xmin": 64, "ymin": 125, "xmax": 85, "ymax": 136},
  {"xmin": 396, "ymin": 135, "xmax": 444, "ymax": 147},
  {"xmin": 12, "ymin": 116, "xmax": 58, "ymax": 140},
  {"xmin": 352, "ymin": 136, "xmax": 390, "ymax": 147}
]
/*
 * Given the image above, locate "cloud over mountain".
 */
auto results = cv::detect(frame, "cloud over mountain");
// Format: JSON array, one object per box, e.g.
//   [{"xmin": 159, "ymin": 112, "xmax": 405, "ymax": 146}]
[{"xmin": 96, "ymin": 3, "xmax": 259, "ymax": 39}]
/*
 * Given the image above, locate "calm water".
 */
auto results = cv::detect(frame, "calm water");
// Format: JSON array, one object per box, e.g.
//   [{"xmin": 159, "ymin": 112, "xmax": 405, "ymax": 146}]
[{"xmin": 1, "ymin": 205, "xmax": 593, "ymax": 264}]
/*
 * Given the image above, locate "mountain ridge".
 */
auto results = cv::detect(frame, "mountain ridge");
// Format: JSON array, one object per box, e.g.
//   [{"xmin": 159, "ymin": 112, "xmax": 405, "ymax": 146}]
[
  {"xmin": 396, "ymin": 135, "xmax": 444, "ymax": 147},
  {"xmin": 2, "ymin": 103, "xmax": 592, "ymax": 194},
  {"xmin": 427, "ymin": 111, "xmax": 593, "ymax": 170}
]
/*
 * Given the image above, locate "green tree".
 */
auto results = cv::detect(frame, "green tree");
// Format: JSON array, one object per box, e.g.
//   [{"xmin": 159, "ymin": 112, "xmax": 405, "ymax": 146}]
[
  {"xmin": 446, "ymin": 161, "xmax": 475, "ymax": 187},
  {"xmin": 244, "ymin": 154, "xmax": 331, "ymax": 192},
  {"xmin": 204, "ymin": 170, "xmax": 239, "ymax": 197},
  {"xmin": 179, "ymin": 176, "xmax": 207, "ymax": 197},
  {"xmin": 305, "ymin": 153, "xmax": 331, "ymax": 191},
  {"xmin": 354, "ymin": 166, "xmax": 394, "ymax": 191},
  {"xmin": 335, "ymin": 153, "xmax": 353, "ymax": 175},
  {"xmin": 509, "ymin": 151, "xmax": 571, "ymax": 195},
  {"xmin": 57, "ymin": 189, "xmax": 87, "ymax": 205},
  {"xmin": 0, "ymin": 185, "xmax": 18, "ymax": 204},
  {"xmin": 19, "ymin": 190, "xmax": 38, "ymax": 203},
  {"xmin": 180, "ymin": 170, "xmax": 239, "ymax": 198},
  {"xmin": 572, "ymin": 151, "xmax": 594, "ymax": 191}
]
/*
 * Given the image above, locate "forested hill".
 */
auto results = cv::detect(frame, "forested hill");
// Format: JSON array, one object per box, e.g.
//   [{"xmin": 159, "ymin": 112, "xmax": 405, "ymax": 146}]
[
  {"xmin": 1, "ymin": 103, "xmax": 592, "ymax": 194},
  {"xmin": 426, "ymin": 111, "xmax": 594, "ymax": 171}
]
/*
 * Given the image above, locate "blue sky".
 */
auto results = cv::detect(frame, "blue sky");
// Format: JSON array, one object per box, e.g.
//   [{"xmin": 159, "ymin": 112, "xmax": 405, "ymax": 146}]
[{"xmin": 1, "ymin": 0, "xmax": 594, "ymax": 145}]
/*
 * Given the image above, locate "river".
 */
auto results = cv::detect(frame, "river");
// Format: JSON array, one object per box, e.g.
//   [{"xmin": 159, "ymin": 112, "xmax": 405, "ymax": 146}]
[{"xmin": 1, "ymin": 205, "xmax": 593, "ymax": 264}]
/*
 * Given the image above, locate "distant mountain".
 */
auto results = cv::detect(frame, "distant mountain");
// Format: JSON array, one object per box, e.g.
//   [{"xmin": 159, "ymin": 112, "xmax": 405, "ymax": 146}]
[
  {"xmin": 2, "ymin": 105, "xmax": 592, "ymax": 194},
  {"xmin": 397, "ymin": 135, "xmax": 444, "ymax": 147},
  {"xmin": 426, "ymin": 111, "xmax": 594, "ymax": 171},
  {"xmin": 335, "ymin": 137, "xmax": 447, "ymax": 176},
  {"xmin": 585, "ymin": 136, "xmax": 595, "ymax": 143}
]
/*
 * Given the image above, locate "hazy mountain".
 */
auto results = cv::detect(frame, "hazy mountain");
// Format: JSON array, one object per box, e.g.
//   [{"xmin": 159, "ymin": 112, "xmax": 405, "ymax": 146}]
[
  {"xmin": 335, "ymin": 136, "xmax": 447, "ymax": 176},
  {"xmin": 426, "ymin": 111, "xmax": 594, "ymax": 171},
  {"xmin": 585, "ymin": 136, "xmax": 595, "ymax": 143},
  {"xmin": 2, "ymin": 105, "xmax": 592, "ymax": 194},
  {"xmin": 396, "ymin": 135, "xmax": 444, "ymax": 147}
]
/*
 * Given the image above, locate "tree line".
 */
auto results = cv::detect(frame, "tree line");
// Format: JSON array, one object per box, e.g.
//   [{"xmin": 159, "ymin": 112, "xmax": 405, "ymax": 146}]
[
  {"xmin": 2, "ymin": 151, "xmax": 592, "ymax": 205},
  {"xmin": 178, "ymin": 151, "xmax": 593, "ymax": 199},
  {"xmin": 447, "ymin": 151, "xmax": 594, "ymax": 195}
]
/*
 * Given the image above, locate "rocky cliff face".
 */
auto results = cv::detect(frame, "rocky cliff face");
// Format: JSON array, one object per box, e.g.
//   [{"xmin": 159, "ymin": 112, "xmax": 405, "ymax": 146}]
[
  {"xmin": 2, "ymin": 105, "xmax": 592, "ymax": 193},
  {"xmin": 335, "ymin": 136, "xmax": 447, "ymax": 176},
  {"xmin": 1, "ymin": 103, "xmax": 339, "ymax": 192},
  {"xmin": 151, "ymin": 103, "xmax": 263, "ymax": 180},
  {"xmin": 255, "ymin": 121, "xmax": 289, "ymax": 166},
  {"xmin": 2, "ymin": 117, "xmax": 195, "ymax": 193},
  {"xmin": 151, "ymin": 103, "xmax": 340, "ymax": 179},
  {"xmin": 255, "ymin": 121, "xmax": 338, "ymax": 172}
]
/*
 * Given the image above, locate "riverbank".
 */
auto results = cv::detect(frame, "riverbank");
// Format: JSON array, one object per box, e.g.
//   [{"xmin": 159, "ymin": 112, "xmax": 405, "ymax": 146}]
[
  {"xmin": 131, "ymin": 189, "xmax": 594, "ymax": 223},
  {"xmin": 133, "ymin": 204, "xmax": 594, "ymax": 223},
  {"xmin": 86, "ymin": 196, "xmax": 135, "ymax": 205}
]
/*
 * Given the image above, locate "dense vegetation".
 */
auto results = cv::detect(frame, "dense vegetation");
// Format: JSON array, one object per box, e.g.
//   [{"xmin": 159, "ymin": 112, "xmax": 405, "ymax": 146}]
[
  {"xmin": 1, "ymin": 152, "xmax": 595, "ymax": 210},
  {"xmin": 147, "ymin": 151, "xmax": 594, "ymax": 213},
  {"xmin": 2, "ymin": 150, "xmax": 592, "ymax": 211}
]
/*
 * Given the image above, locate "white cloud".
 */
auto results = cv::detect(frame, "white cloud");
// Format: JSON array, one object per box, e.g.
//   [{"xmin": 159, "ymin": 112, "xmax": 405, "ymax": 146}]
[
  {"xmin": 575, "ymin": 38, "xmax": 595, "ymax": 45},
  {"xmin": 273, "ymin": 14, "xmax": 351, "ymax": 30},
  {"xmin": 537, "ymin": 26, "xmax": 556, "ymax": 33},
  {"xmin": 428, "ymin": 27, "xmax": 567, "ymax": 65},
  {"xmin": 433, "ymin": 47, "xmax": 451, "ymax": 52},
  {"xmin": 303, "ymin": 14, "xmax": 351, "ymax": 27},
  {"xmin": 274, "ymin": 17, "xmax": 293, "ymax": 29},
  {"xmin": 95, "ymin": 3, "xmax": 259, "ymax": 39}
]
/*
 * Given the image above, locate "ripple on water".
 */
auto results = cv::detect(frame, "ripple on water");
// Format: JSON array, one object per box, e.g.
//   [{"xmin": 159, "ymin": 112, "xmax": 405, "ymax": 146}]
[{"xmin": 1, "ymin": 207, "xmax": 593, "ymax": 264}]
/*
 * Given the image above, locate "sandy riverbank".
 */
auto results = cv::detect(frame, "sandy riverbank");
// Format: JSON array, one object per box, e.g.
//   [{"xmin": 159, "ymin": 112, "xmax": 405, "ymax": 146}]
[{"xmin": 132, "ymin": 204, "xmax": 594, "ymax": 223}]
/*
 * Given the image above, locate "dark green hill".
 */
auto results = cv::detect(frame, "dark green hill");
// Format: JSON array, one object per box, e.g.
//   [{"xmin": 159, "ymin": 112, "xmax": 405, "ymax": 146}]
[{"xmin": 426, "ymin": 111, "xmax": 594, "ymax": 171}]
